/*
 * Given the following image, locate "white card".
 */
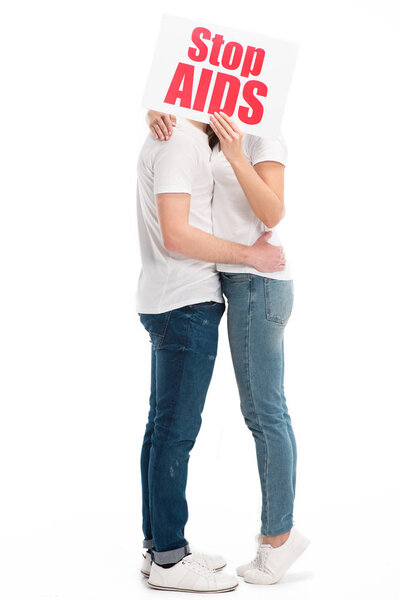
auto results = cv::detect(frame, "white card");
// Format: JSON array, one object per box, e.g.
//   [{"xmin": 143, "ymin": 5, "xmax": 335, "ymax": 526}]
[{"xmin": 142, "ymin": 14, "xmax": 299, "ymax": 137}]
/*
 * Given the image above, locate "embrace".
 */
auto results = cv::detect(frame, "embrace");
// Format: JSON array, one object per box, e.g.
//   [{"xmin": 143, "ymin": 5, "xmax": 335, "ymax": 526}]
[{"xmin": 135, "ymin": 109, "xmax": 310, "ymax": 593}]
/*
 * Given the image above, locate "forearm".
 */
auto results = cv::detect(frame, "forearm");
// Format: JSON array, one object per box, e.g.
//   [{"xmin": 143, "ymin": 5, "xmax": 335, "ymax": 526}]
[
  {"xmin": 164, "ymin": 224, "xmax": 252, "ymax": 266},
  {"xmin": 230, "ymin": 155, "xmax": 283, "ymax": 228}
]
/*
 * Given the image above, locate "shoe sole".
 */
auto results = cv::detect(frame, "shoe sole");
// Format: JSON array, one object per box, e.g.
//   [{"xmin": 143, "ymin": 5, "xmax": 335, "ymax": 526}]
[
  {"xmin": 141, "ymin": 563, "xmax": 227, "ymax": 579},
  {"xmin": 147, "ymin": 582, "xmax": 238, "ymax": 593}
]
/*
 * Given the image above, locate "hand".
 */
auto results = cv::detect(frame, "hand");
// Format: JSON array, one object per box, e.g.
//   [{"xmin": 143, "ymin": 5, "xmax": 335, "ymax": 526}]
[
  {"xmin": 146, "ymin": 111, "xmax": 176, "ymax": 140},
  {"xmin": 248, "ymin": 232, "xmax": 286, "ymax": 272},
  {"xmin": 209, "ymin": 112, "xmax": 244, "ymax": 165}
]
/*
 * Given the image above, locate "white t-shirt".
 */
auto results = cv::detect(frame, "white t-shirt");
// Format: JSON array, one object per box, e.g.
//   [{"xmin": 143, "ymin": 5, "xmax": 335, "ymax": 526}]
[
  {"xmin": 211, "ymin": 133, "xmax": 292, "ymax": 280},
  {"xmin": 136, "ymin": 118, "xmax": 223, "ymax": 314}
]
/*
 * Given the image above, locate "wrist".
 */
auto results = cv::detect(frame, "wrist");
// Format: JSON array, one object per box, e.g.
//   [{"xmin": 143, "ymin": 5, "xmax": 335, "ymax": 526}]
[
  {"xmin": 239, "ymin": 244, "xmax": 254, "ymax": 267},
  {"xmin": 229, "ymin": 152, "xmax": 248, "ymax": 170}
]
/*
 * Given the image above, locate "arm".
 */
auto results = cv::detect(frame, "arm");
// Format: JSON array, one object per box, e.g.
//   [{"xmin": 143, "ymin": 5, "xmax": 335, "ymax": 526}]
[
  {"xmin": 157, "ymin": 193, "xmax": 285, "ymax": 273},
  {"xmin": 209, "ymin": 112, "xmax": 285, "ymax": 228}
]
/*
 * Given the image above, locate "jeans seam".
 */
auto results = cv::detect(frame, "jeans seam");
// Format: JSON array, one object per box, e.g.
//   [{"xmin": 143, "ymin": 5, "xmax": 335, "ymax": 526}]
[
  {"xmin": 246, "ymin": 278, "xmax": 270, "ymax": 532},
  {"xmin": 181, "ymin": 310, "xmax": 191, "ymax": 351}
]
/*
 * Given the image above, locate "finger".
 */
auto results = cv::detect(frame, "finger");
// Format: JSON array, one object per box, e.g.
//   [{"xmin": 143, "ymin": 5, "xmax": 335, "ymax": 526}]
[
  {"xmin": 153, "ymin": 123, "xmax": 165, "ymax": 140},
  {"xmin": 214, "ymin": 112, "xmax": 237, "ymax": 138},
  {"xmin": 208, "ymin": 118, "xmax": 222, "ymax": 138},
  {"xmin": 220, "ymin": 111, "xmax": 241, "ymax": 134},
  {"xmin": 162, "ymin": 115, "xmax": 174, "ymax": 136},
  {"xmin": 209, "ymin": 119, "xmax": 225, "ymax": 143},
  {"xmin": 169, "ymin": 114, "xmax": 177, "ymax": 127},
  {"xmin": 157, "ymin": 118, "xmax": 169, "ymax": 139},
  {"xmin": 208, "ymin": 121, "xmax": 222, "ymax": 143},
  {"xmin": 210, "ymin": 115, "xmax": 231, "ymax": 141},
  {"xmin": 212, "ymin": 112, "xmax": 235, "ymax": 139},
  {"xmin": 150, "ymin": 126, "xmax": 159, "ymax": 140}
]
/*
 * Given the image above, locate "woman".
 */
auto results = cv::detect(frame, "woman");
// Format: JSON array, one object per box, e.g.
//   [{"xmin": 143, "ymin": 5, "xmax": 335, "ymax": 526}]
[{"xmin": 147, "ymin": 110, "xmax": 310, "ymax": 585}]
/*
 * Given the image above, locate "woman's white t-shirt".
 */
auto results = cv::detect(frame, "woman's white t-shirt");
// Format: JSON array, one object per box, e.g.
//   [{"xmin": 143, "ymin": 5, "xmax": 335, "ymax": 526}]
[{"xmin": 211, "ymin": 133, "xmax": 292, "ymax": 280}]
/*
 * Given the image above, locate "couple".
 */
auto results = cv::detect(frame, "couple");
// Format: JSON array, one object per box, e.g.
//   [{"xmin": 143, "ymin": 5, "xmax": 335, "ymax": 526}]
[{"xmin": 135, "ymin": 108, "xmax": 310, "ymax": 593}]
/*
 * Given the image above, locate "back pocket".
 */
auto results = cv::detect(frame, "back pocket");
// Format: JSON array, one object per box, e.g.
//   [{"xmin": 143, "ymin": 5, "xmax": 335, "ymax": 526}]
[
  {"xmin": 264, "ymin": 279, "xmax": 294, "ymax": 325},
  {"xmin": 139, "ymin": 311, "xmax": 171, "ymax": 349},
  {"xmin": 221, "ymin": 273, "xmax": 251, "ymax": 283}
]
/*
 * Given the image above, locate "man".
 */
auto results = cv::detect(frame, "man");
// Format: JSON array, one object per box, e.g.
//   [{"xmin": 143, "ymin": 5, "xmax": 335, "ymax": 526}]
[{"xmin": 136, "ymin": 115, "xmax": 285, "ymax": 593}]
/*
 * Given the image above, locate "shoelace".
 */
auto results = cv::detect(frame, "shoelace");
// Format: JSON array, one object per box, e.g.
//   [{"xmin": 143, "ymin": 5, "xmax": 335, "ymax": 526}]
[
  {"xmin": 255, "ymin": 548, "xmax": 275, "ymax": 576},
  {"xmin": 182, "ymin": 559, "xmax": 216, "ymax": 577},
  {"xmin": 249, "ymin": 557, "xmax": 258, "ymax": 569}
]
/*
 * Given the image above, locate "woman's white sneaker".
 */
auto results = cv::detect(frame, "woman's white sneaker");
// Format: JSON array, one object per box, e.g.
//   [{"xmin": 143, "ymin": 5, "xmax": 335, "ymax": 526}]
[
  {"xmin": 148, "ymin": 553, "xmax": 238, "ymax": 593},
  {"xmin": 236, "ymin": 534, "xmax": 263, "ymax": 577},
  {"xmin": 239, "ymin": 527, "xmax": 310, "ymax": 584},
  {"xmin": 141, "ymin": 550, "xmax": 227, "ymax": 578}
]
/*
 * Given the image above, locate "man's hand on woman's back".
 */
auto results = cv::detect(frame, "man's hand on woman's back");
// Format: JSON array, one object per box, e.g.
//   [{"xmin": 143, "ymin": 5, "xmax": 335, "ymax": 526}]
[{"xmin": 248, "ymin": 232, "xmax": 286, "ymax": 273}]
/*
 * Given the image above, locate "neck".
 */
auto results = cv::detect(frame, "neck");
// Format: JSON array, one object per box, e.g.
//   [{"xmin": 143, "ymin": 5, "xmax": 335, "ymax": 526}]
[{"xmin": 186, "ymin": 119, "xmax": 207, "ymax": 133}]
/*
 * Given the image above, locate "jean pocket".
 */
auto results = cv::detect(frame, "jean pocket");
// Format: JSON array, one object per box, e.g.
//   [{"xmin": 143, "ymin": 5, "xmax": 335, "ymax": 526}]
[
  {"xmin": 264, "ymin": 279, "xmax": 294, "ymax": 325},
  {"xmin": 221, "ymin": 272, "xmax": 251, "ymax": 283},
  {"xmin": 139, "ymin": 311, "xmax": 171, "ymax": 349}
]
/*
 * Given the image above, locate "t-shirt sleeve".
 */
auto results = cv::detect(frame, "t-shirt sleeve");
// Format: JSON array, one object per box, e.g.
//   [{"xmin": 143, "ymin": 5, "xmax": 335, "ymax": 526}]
[
  {"xmin": 153, "ymin": 133, "xmax": 198, "ymax": 195},
  {"xmin": 246, "ymin": 133, "xmax": 288, "ymax": 167}
]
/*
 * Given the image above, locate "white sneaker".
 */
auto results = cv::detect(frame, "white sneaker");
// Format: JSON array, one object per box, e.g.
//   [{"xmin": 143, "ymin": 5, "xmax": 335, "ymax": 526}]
[
  {"xmin": 140, "ymin": 551, "xmax": 152, "ymax": 577},
  {"xmin": 238, "ymin": 527, "xmax": 310, "ymax": 584},
  {"xmin": 141, "ymin": 549, "xmax": 227, "ymax": 578},
  {"xmin": 148, "ymin": 553, "xmax": 238, "ymax": 593}
]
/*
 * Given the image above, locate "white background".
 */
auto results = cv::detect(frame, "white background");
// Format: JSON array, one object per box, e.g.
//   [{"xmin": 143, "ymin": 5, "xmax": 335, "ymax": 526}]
[{"xmin": 1, "ymin": 1, "xmax": 399, "ymax": 599}]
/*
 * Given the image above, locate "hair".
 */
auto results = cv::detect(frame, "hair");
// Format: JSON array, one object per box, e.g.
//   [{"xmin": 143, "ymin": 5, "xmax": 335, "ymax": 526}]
[{"xmin": 206, "ymin": 124, "xmax": 219, "ymax": 150}]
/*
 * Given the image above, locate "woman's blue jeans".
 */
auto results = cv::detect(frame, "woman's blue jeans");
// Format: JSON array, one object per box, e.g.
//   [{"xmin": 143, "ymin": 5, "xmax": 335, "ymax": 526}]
[
  {"xmin": 221, "ymin": 273, "xmax": 296, "ymax": 537},
  {"xmin": 139, "ymin": 301, "xmax": 225, "ymax": 565}
]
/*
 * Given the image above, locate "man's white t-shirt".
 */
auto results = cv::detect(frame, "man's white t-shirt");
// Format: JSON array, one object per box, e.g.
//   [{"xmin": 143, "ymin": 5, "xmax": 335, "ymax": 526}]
[
  {"xmin": 136, "ymin": 118, "xmax": 223, "ymax": 314},
  {"xmin": 211, "ymin": 133, "xmax": 292, "ymax": 280}
]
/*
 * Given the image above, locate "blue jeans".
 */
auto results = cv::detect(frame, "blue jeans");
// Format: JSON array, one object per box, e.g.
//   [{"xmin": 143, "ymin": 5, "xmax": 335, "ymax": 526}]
[
  {"xmin": 139, "ymin": 301, "xmax": 225, "ymax": 565},
  {"xmin": 221, "ymin": 273, "xmax": 296, "ymax": 536}
]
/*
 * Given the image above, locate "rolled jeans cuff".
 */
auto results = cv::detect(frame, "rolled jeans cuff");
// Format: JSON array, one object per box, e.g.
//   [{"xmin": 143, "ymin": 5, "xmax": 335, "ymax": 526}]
[
  {"xmin": 143, "ymin": 538, "xmax": 153, "ymax": 550},
  {"xmin": 152, "ymin": 543, "xmax": 191, "ymax": 566}
]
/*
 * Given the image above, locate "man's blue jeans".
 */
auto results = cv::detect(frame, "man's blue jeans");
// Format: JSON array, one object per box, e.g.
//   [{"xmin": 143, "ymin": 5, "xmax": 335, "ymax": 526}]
[
  {"xmin": 139, "ymin": 301, "xmax": 225, "ymax": 565},
  {"xmin": 221, "ymin": 273, "xmax": 296, "ymax": 537}
]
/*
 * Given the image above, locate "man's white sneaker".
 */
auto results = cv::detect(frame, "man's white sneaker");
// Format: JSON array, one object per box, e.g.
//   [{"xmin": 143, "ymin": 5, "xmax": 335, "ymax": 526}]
[
  {"xmin": 140, "ymin": 549, "xmax": 227, "ymax": 578},
  {"xmin": 148, "ymin": 553, "xmax": 238, "ymax": 593},
  {"xmin": 238, "ymin": 527, "xmax": 310, "ymax": 585},
  {"xmin": 140, "ymin": 551, "xmax": 152, "ymax": 577}
]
